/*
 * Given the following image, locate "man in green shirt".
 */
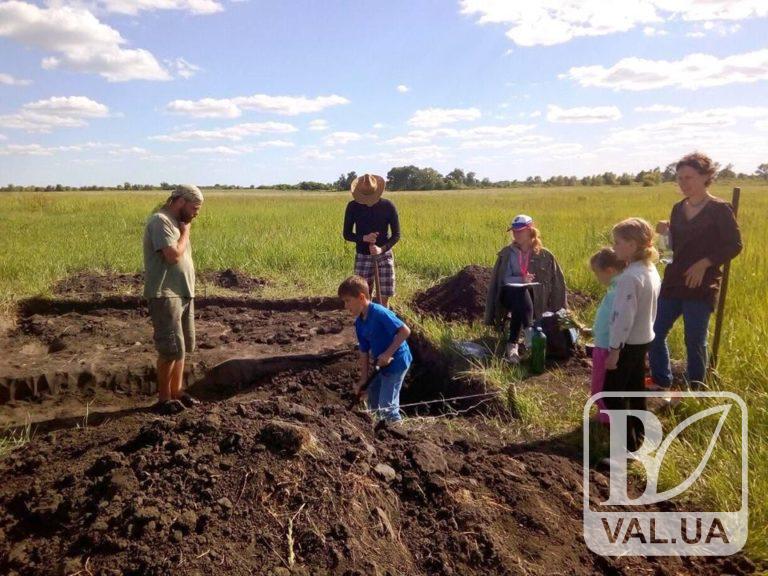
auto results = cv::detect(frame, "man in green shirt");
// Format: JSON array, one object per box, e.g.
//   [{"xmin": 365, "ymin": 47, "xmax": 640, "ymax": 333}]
[{"xmin": 143, "ymin": 184, "xmax": 203, "ymax": 414}]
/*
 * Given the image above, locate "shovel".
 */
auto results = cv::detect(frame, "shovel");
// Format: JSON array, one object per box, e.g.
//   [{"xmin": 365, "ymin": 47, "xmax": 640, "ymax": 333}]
[{"xmin": 371, "ymin": 250, "xmax": 382, "ymax": 305}]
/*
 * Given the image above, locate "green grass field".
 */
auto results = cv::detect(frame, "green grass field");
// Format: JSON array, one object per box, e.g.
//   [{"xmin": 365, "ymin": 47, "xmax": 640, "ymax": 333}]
[{"xmin": 1, "ymin": 182, "xmax": 766, "ymax": 561}]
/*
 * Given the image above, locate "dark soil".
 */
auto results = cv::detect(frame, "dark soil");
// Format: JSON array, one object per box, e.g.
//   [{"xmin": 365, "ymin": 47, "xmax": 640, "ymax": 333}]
[
  {"xmin": 0, "ymin": 354, "xmax": 755, "ymax": 576},
  {"xmin": 0, "ymin": 296, "xmax": 352, "ymax": 429},
  {"xmin": 411, "ymin": 265, "xmax": 595, "ymax": 322},
  {"xmin": 53, "ymin": 269, "xmax": 268, "ymax": 297},
  {"xmin": 412, "ymin": 265, "xmax": 492, "ymax": 322},
  {"xmin": 0, "ymin": 272, "xmax": 757, "ymax": 575}
]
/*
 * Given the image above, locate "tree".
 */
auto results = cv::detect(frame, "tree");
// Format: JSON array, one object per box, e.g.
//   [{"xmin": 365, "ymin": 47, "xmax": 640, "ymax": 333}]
[
  {"xmin": 412, "ymin": 167, "xmax": 444, "ymax": 190},
  {"xmin": 387, "ymin": 165, "xmax": 420, "ymax": 190},
  {"xmin": 446, "ymin": 168, "xmax": 465, "ymax": 183},
  {"xmin": 717, "ymin": 163, "xmax": 736, "ymax": 179},
  {"xmin": 662, "ymin": 162, "xmax": 677, "ymax": 182},
  {"xmin": 756, "ymin": 163, "xmax": 768, "ymax": 180},
  {"xmin": 602, "ymin": 172, "xmax": 618, "ymax": 185},
  {"xmin": 619, "ymin": 173, "xmax": 632, "ymax": 185},
  {"xmin": 334, "ymin": 171, "xmax": 357, "ymax": 191},
  {"xmin": 465, "ymin": 171, "xmax": 477, "ymax": 186}
]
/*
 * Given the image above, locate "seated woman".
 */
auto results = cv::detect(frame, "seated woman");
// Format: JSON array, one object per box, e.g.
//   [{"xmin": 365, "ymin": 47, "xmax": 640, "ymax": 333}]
[{"xmin": 485, "ymin": 214, "xmax": 567, "ymax": 363}]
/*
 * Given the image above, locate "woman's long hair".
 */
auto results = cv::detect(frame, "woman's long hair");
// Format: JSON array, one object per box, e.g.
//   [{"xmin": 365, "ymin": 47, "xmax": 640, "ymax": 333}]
[{"xmin": 512, "ymin": 226, "xmax": 543, "ymax": 254}]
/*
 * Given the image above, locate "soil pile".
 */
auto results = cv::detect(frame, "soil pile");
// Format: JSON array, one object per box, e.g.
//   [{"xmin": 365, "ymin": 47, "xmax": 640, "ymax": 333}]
[
  {"xmin": 53, "ymin": 269, "xmax": 267, "ymax": 298},
  {"xmin": 0, "ymin": 355, "xmax": 754, "ymax": 576},
  {"xmin": 412, "ymin": 265, "xmax": 492, "ymax": 322},
  {"xmin": 412, "ymin": 265, "xmax": 595, "ymax": 322},
  {"xmin": 203, "ymin": 269, "xmax": 267, "ymax": 293}
]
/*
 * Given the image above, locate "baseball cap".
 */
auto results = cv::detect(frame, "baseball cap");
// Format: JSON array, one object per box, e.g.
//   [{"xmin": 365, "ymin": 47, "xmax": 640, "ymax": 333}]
[{"xmin": 508, "ymin": 214, "xmax": 534, "ymax": 231}]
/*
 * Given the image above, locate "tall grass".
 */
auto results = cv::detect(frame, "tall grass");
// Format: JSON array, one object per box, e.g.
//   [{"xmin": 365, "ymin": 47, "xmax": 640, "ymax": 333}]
[{"xmin": 0, "ymin": 182, "xmax": 766, "ymax": 559}]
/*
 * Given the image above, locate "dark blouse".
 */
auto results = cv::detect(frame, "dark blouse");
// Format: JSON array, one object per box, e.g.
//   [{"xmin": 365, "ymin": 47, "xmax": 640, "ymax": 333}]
[
  {"xmin": 343, "ymin": 198, "xmax": 401, "ymax": 255},
  {"xmin": 660, "ymin": 197, "xmax": 742, "ymax": 310}
]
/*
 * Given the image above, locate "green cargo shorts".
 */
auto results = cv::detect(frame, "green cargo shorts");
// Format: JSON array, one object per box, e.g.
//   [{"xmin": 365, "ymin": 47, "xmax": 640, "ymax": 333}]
[{"xmin": 148, "ymin": 297, "xmax": 195, "ymax": 361}]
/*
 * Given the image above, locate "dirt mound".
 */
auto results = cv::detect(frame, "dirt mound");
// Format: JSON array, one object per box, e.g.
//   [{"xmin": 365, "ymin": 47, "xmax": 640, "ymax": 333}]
[
  {"xmin": 53, "ymin": 269, "xmax": 267, "ymax": 298},
  {"xmin": 201, "ymin": 268, "xmax": 267, "ymax": 293},
  {"xmin": 0, "ymin": 356, "xmax": 755, "ymax": 576},
  {"xmin": 412, "ymin": 265, "xmax": 595, "ymax": 322},
  {"xmin": 53, "ymin": 271, "xmax": 143, "ymax": 296},
  {"xmin": 412, "ymin": 265, "xmax": 492, "ymax": 322}
]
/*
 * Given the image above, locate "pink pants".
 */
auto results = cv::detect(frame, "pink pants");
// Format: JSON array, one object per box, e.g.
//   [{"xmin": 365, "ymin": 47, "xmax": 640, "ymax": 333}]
[{"xmin": 591, "ymin": 347, "xmax": 610, "ymax": 424}]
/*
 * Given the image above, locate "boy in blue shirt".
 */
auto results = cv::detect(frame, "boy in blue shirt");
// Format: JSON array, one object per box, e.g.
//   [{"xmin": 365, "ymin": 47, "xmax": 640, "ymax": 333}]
[{"xmin": 338, "ymin": 275, "xmax": 412, "ymax": 422}]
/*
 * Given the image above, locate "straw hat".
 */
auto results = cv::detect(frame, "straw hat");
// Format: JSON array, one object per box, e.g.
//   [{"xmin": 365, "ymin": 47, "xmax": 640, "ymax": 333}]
[{"xmin": 350, "ymin": 174, "xmax": 385, "ymax": 206}]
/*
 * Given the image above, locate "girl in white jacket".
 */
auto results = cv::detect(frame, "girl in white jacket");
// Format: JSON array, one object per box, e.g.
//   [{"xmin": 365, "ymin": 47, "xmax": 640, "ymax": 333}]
[{"xmin": 604, "ymin": 218, "xmax": 661, "ymax": 452}]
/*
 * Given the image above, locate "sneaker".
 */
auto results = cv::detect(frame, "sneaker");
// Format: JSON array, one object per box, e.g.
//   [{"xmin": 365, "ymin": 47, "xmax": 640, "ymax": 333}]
[
  {"xmin": 178, "ymin": 393, "xmax": 200, "ymax": 408},
  {"xmin": 153, "ymin": 399, "xmax": 185, "ymax": 415},
  {"xmin": 644, "ymin": 376, "xmax": 665, "ymax": 391},
  {"xmin": 505, "ymin": 343, "xmax": 520, "ymax": 364}
]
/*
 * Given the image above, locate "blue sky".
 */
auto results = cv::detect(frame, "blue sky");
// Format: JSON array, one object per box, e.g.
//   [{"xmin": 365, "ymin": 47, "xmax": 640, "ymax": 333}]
[{"xmin": 1, "ymin": 0, "xmax": 767, "ymax": 185}]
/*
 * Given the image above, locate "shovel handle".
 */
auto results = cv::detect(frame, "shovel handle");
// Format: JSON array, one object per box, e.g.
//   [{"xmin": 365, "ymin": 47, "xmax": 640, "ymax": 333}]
[{"xmin": 371, "ymin": 252, "xmax": 382, "ymax": 304}]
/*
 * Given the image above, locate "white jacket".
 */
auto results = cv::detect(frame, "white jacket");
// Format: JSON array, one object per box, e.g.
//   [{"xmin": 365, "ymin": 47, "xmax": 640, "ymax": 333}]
[{"xmin": 609, "ymin": 260, "xmax": 661, "ymax": 349}]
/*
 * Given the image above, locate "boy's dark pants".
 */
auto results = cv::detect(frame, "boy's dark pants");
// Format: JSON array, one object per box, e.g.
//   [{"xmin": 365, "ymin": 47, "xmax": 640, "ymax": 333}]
[{"xmin": 603, "ymin": 343, "xmax": 649, "ymax": 453}]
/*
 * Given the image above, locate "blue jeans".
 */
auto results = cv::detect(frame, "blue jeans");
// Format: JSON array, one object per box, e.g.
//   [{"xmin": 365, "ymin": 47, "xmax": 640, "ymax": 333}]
[
  {"xmin": 649, "ymin": 297, "xmax": 712, "ymax": 388},
  {"xmin": 367, "ymin": 367, "xmax": 408, "ymax": 422}
]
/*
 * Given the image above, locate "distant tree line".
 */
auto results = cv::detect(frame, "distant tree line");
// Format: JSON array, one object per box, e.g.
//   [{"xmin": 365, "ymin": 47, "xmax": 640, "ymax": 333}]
[{"xmin": 3, "ymin": 162, "xmax": 767, "ymax": 192}]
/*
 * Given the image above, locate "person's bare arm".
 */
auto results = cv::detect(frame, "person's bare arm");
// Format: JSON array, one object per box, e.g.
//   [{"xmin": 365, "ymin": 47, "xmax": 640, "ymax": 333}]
[
  {"xmin": 355, "ymin": 351, "xmax": 370, "ymax": 395},
  {"xmin": 160, "ymin": 222, "xmax": 190, "ymax": 264}
]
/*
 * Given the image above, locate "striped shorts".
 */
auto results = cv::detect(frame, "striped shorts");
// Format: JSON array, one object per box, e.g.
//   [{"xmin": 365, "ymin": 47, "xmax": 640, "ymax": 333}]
[{"xmin": 354, "ymin": 250, "xmax": 396, "ymax": 297}]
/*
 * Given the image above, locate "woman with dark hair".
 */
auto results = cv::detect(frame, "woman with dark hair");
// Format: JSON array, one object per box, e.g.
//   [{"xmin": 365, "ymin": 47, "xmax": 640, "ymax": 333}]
[
  {"xmin": 485, "ymin": 214, "xmax": 567, "ymax": 363},
  {"xmin": 650, "ymin": 152, "xmax": 742, "ymax": 390}
]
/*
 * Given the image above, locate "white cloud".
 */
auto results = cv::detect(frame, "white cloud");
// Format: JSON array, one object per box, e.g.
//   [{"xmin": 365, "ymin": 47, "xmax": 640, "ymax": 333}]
[
  {"xmin": 0, "ymin": 72, "xmax": 31, "ymax": 86},
  {"xmin": 600, "ymin": 107, "xmax": 768, "ymax": 172},
  {"xmin": 301, "ymin": 146, "xmax": 336, "ymax": 161},
  {"xmin": 530, "ymin": 110, "xmax": 542, "ymax": 118},
  {"xmin": 0, "ymin": 141, "xmax": 148, "ymax": 156},
  {"xmin": 634, "ymin": 104, "xmax": 685, "ymax": 113},
  {"xmin": 396, "ymin": 84, "xmax": 410, "ymax": 93},
  {"xmin": 372, "ymin": 122, "xmax": 385, "ymax": 129},
  {"xmin": 0, "ymin": 1, "xmax": 170, "ymax": 81},
  {"xmin": 547, "ymin": 105, "xmax": 622, "ymax": 123},
  {"xmin": 166, "ymin": 58, "xmax": 201, "ymax": 79},
  {"xmin": 643, "ymin": 26, "xmax": 668, "ymax": 36},
  {"xmin": 308, "ymin": 119, "xmax": 328, "ymax": 131},
  {"xmin": 323, "ymin": 131, "xmax": 363, "ymax": 146},
  {"xmin": 151, "ymin": 122, "xmax": 297, "ymax": 142},
  {"xmin": 166, "ymin": 98, "xmax": 241, "ymax": 119},
  {"xmin": 50, "ymin": 0, "xmax": 225, "ymax": 15},
  {"xmin": 563, "ymin": 49, "xmax": 768, "ymax": 91},
  {"xmin": 0, "ymin": 143, "xmax": 55, "ymax": 156},
  {"xmin": 385, "ymin": 123, "xmax": 534, "ymax": 146},
  {"xmin": 186, "ymin": 141, "xmax": 294, "ymax": 155},
  {"xmin": 166, "ymin": 94, "xmax": 350, "ymax": 118},
  {"xmin": 0, "ymin": 96, "xmax": 110, "ymax": 132},
  {"xmin": 604, "ymin": 106, "xmax": 768, "ymax": 146},
  {"xmin": 459, "ymin": 1, "xmax": 767, "ymax": 46},
  {"xmin": 686, "ymin": 31, "xmax": 706, "ymax": 38},
  {"xmin": 460, "ymin": 0, "xmax": 661, "ymax": 46},
  {"xmin": 407, "ymin": 107, "xmax": 481, "ymax": 128},
  {"xmin": 687, "ymin": 21, "xmax": 742, "ymax": 36}
]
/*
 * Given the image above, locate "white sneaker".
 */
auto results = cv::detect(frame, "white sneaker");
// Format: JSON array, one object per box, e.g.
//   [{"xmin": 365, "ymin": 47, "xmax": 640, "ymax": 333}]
[{"xmin": 505, "ymin": 343, "xmax": 520, "ymax": 364}]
